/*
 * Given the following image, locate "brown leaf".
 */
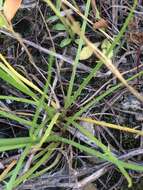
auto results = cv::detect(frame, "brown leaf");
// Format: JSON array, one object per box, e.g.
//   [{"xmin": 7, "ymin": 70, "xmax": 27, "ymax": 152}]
[
  {"xmin": 93, "ymin": 18, "xmax": 108, "ymax": 30},
  {"xmin": 3, "ymin": 0, "xmax": 22, "ymax": 22}
]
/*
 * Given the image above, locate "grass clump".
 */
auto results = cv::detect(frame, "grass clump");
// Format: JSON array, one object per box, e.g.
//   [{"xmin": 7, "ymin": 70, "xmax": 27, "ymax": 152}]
[{"xmin": 0, "ymin": 0, "xmax": 143, "ymax": 189}]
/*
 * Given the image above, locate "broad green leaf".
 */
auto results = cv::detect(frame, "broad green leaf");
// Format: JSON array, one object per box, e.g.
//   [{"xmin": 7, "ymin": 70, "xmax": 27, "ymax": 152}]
[
  {"xmin": 101, "ymin": 39, "xmax": 113, "ymax": 59},
  {"xmin": 52, "ymin": 23, "xmax": 66, "ymax": 31},
  {"xmin": 60, "ymin": 38, "xmax": 72, "ymax": 47},
  {"xmin": 75, "ymin": 38, "xmax": 85, "ymax": 45}
]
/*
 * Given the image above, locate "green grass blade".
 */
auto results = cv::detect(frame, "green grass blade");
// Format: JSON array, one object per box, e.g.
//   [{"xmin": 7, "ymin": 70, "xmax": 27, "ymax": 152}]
[
  {"xmin": 38, "ymin": 112, "xmax": 60, "ymax": 147},
  {"xmin": 106, "ymin": 0, "xmax": 137, "ymax": 55},
  {"xmin": 0, "ymin": 144, "xmax": 28, "ymax": 152},
  {"xmin": 0, "ymin": 137, "xmax": 38, "ymax": 152},
  {"xmin": 6, "ymin": 145, "xmax": 31, "ymax": 190},
  {"xmin": 64, "ymin": 0, "xmax": 91, "ymax": 109},
  {"xmin": 0, "ymin": 110, "xmax": 32, "ymax": 127},
  {"xmin": 30, "ymin": 55, "xmax": 55, "ymax": 138},
  {"xmin": 72, "ymin": 121, "xmax": 132, "ymax": 187},
  {"xmin": 0, "ymin": 68, "xmax": 37, "ymax": 100},
  {"xmin": 31, "ymin": 153, "xmax": 61, "ymax": 179},
  {"xmin": 72, "ymin": 61, "xmax": 102, "ymax": 104},
  {"xmin": 46, "ymin": 135, "xmax": 143, "ymax": 173},
  {"xmin": 0, "ymin": 95, "xmax": 37, "ymax": 105},
  {"xmin": 0, "ymin": 137, "xmax": 36, "ymax": 146}
]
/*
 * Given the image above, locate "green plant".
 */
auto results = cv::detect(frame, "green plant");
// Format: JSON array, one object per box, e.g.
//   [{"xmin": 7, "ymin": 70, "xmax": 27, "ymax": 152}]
[{"xmin": 0, "ymin": 0, "xmax": 143, "ymax": 189}]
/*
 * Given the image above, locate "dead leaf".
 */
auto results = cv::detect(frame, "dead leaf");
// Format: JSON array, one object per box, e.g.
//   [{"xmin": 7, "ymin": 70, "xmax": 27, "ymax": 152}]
[
  {"xmin": 3, "ymin": 0, "xmax": 22, "ymax": 22},
  {"xmin": 93, "ymin": 18, "xmax": 108, "ymax": 30}
]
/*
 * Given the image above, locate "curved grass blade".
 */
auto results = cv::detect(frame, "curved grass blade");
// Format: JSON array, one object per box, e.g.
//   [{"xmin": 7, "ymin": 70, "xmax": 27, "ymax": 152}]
[
  {"xmin": 6, "ymin": 145, "xmax": 31, "ymax": 190},
  {"xmin": 0, "ymin": 109, "xmax": 32, "ymax": 127}
]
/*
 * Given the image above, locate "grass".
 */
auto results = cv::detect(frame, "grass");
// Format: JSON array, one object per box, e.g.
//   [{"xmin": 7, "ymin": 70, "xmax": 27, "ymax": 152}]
[{"xmin": 0, "ymin": 0, "xmax": 143, "ymax": 189}]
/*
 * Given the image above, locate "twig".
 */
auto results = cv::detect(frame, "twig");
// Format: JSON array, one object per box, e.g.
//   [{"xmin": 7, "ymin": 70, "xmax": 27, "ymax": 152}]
[{"xmin": 0, "ymin": 29, "xmax": 91, "ymax": 73}]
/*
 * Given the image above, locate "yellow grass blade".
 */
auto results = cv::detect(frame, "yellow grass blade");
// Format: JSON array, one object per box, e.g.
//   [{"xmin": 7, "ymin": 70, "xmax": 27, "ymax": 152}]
[
  {"xmin": 77, "ymin": 117, "xmax": 143, "ymax": 136},
  {"xmin": 0, "ymin": 54, "xmax": 57, "ymax": 109},
  {"xmin": 0, "ymin": 160, "xmax": 17, "ymax": 181}
]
